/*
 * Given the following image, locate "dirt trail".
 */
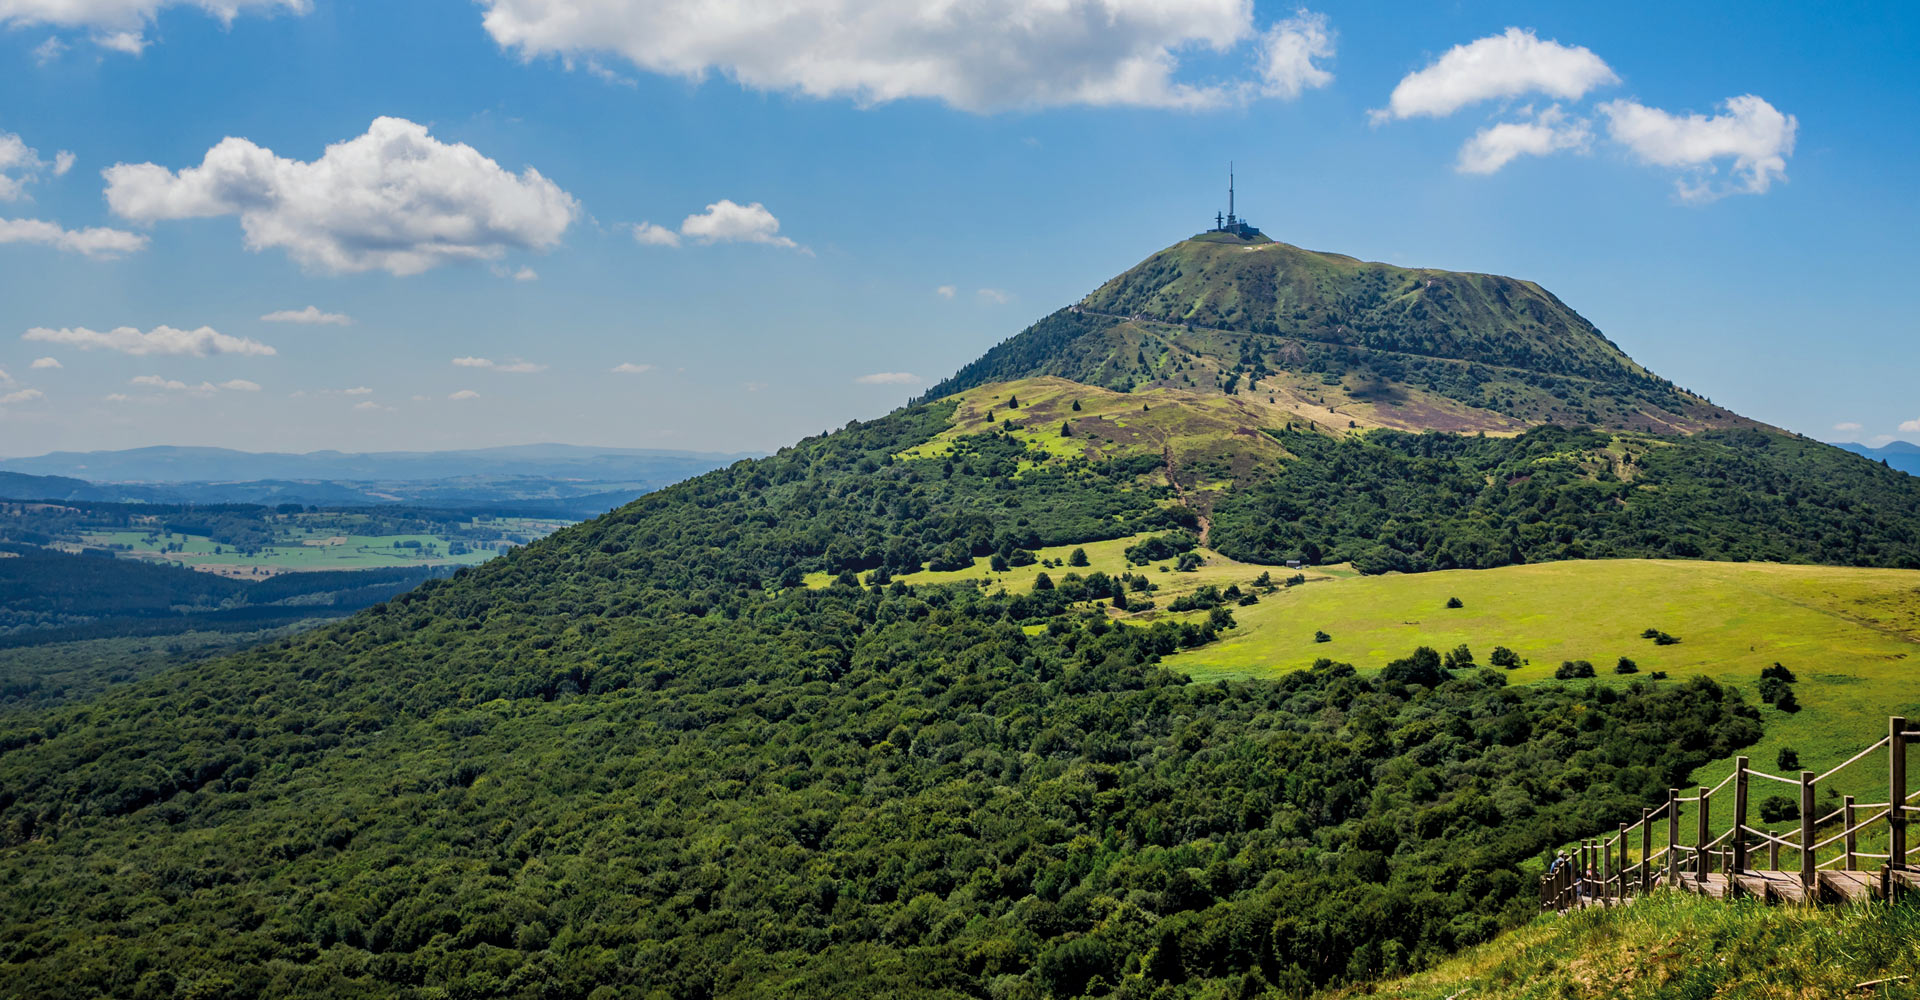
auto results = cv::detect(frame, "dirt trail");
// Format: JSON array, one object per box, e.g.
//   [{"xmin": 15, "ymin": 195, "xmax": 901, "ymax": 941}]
[{"xmin": 1162, "ymin": 442, "xmax": 1211, "ymax": 545}]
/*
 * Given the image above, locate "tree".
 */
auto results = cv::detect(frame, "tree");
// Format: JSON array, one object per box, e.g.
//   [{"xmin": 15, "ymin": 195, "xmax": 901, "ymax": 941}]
[
  {"xmin": 1061, "ymin": 421, "xmax": 1073, "ymax": 437},
  {"xmin": 1776, "ymin": 747, "xmax": 1800, "ymax": 771},
  {"xmin": 1760, "ymin": 663, "xmax": 1796, "ymax": 683},
  {"xmin": 1445, "ymin": 596, "xmax": 1464, "ymax": 609},
  {"xmin": 1757, "ymin": 676, "xmax": 1790, "ymax": 706},
  {"xmin": 1313, "ymin": 630, "xmax": 1331, "ymax": 643},
  {"xmin": 990, "ymin": 554, "xmax": 1009, "ymax": 572},
  {"xmin": 1442, "ymin": 644, "xmax": 1474, "ymax": 670},
  {"xmin": 1032, "ymin": 572, "xmax": 1053, "ymax": 591},
  {"xmin": 1068, "ymin": 548, "xmax": 1089, "ymax": 567},
  {"xmin": 1489, "ymin": 646, "xmax": 1521, "ymax": 669},
  {"xmin": 1555, "ymin": 660, "xmax": 1595, "ymax": 679},
  {"xmin": 1382, "ymin": 646, "xmax": 1445, "ymax": 687},
  {"xmin": 1071, "ymin": 399, "xmax": 1082, "ymax": 411},
  {"xmin": 1007, "ymin": 394, "xmax": 1020, "ymax": 409},
  {"xmin": 1614, "ymin": 657, "xmax": 1638, "ymax": 674}
]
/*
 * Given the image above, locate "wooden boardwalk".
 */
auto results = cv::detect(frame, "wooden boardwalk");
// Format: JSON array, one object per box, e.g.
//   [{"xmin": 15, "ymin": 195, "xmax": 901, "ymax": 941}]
[{"xmin": 1542, "ymin": 715, "xmax": 1918, "ymax": 913}]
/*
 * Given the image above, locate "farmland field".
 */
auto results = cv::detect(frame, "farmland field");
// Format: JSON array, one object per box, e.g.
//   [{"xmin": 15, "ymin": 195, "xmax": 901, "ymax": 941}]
[{"xmin": 69, "ymin": 516, "xmax": 568, "ymax": 577}]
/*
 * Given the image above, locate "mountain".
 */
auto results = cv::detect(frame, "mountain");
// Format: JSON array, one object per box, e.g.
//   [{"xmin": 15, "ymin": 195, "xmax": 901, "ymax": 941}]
[
  {"xmin": 1834, "ymin": 440, "xmax": 1920, "ymax": 477},
  {"xmin": 0, "ymin": 445, "xmax": 756, "ymax": 515},
  {"xmin": 931, "ymin": 235, "xmax": 1754, "ymax": 435},
  {"xmin": 2, "ymin": 233, "xmax": 1917, "ymax": 999}
]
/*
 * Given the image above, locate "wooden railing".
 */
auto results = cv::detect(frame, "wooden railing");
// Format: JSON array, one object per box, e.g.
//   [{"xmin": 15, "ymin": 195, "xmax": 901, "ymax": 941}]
[{"xmin": 1541, "ymin": 715, "xmax": 1918, "ymax": 911}]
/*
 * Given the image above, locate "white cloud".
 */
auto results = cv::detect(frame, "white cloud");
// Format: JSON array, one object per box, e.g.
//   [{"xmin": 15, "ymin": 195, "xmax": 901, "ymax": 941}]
[
  {"xmin": 1599, "ymin": 95, "xmax": 1797, "ymax": 201},
  {"xmin": 855, "ymin": 372, "xmax": 920, "ymax": 385},
  {"xmin": 128, "ymin": 374, "xmax": 247, "ymax": 395},
  {"xmin": 24, "ymin": 324, "xmax": 275, "ymax": 357},
  {"xmin": 0, "ymin": 0, "xmax": 309, "ymax": 55},
  {"xmin": 0, "ymin": 367, "xmax": 10, "ymax": 383},
  {"xmin": 32, "ymin": 36, "xmax": 67, "ymax": 64},
  {"xmin": 631, "ymin": 221, "xmax": 681, "ymax": 247},
  {"xmin": 104, "ymin": 392, "xmax": 128, "ymax": 402},
  {"xmin": 1376, "ymin": 27, "xmax": 1617, "ymax": 121},
  {"xmin": 103, "ymin": 116, "xmax": 579, "ymax": 275},
  {"xmin": 935, "ymin": 285, "xmax": 956, "ymax": 299},
  {"xmin": 449, "ymin": 389, "xmax": 480, "ymax": 400},
  {"xmin": 1901, "ymin": 418, "xmax": 1920, "ymax": 434},
  {"xmin": 680, "ymin": 200, "xmax": 800, "ymax": 250},
  {"xmin": 0, "ymin": 387, "xmax": 43, "ymax": 404},
  {"xmin": 261, "ymin": 305, "xmax": 351, "ymax": 325},
  {"xmin": 451, "ymin": 356, "xmax": 544, "ymax": 372},
  {"xmin": 1457, "ymin": 106, "xmax": 1591, "ymax": 174},
  {"xmin": 30, "ymin": 356, "xmax": 60, "ymax": 369},
  {"xmin": 0, "ymin": 217, "xmax": 148, "ymax": 257},
  {"xmin": 513, "ymin": 266, "xmax": 538, "ymax": 281},
  {"xmin": 478, "ymin": 0, "xmax": 1296, "ymax": 113},
  {"xmin": 352, "ymin": 400, "xmax": 390, "ymax": 412},
  {"xmin": 0, "ymin": 128, "xmax": 48, "ymax": 199},
  {"xmin": 1833, "ymin": 421, "xmax": 1862, "ymax": 433},
  {"xmin": 52, "ymin": 150, "xmax": 74, "ymax": 176},
  {"xmin": 610, "ymin": 362, "xmax": 653, "ymax": 374},
  {"xmin": 977, "ymin": 288, "xmax": 1010, "ymax": 304},
  {"xmin": 343, "ymin": 386, "xmax": 372, "ymax": 395},
  {"xmin": 1258, "ymin": 9, "xmax": 1334, "ymax": 99}
]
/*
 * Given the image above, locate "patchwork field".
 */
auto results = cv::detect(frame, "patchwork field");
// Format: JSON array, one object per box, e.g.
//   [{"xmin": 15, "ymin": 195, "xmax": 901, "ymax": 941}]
[{"xmin": 69, "ymin": 517, "xmax": 567, "ymax": 576}]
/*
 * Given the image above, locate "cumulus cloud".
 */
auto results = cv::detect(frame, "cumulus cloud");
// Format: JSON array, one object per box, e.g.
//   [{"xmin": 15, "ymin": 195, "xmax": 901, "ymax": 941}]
[
  {"xmin": 352, "ymin": 400, "xmax": 390, "ymax": 412},
  {"xmin": 477, "ymin": 0, "xmax": 1333, "ymax": 113},
  {"xmin": 30, "ymin": 356, "xmax": 60, "ymax": 368},
  {"xmin": 219, "ymin": 378, "xmax": 261, "ymax": 392},
  {"xmin": 0, "ymin": 217, "xmax": 148, "ymax": 257},
  {"xmin": 680, "ymin": 200, "xmax": 799, "ymax": 250},
  {"xmin": 449, "ymin": 389, "xmax": 480, "ymax": 400},
  {"xmin": 24, "ymin": 324, "xmax": 275, "ymax": 357},
  {"xmin": 1901, "ymin": 418, "xmax": 1920, "ymax": 434},
  {"xmin": 935, "ymin": 285, "xmax": 956, "ymax": 299},
  {"xmin": 1377, "ymin": 27, "xmax": 1616, "ymax": 121},
  {"xmin": 1833, "ymin": 421, "xmax": 1863, "ymax": 433},
  {"xmin": 343, "ymin": 386, "xmax": 372, "ymax": 395},
  {"xmin": 630, "ymin": 221, "xmax": 681, "ymax": 247},
  {"xmin": 0, "ymin": 0, "xmax": 309, "ymax": 55},
  {"xmin": 0, "ymin": 387, "xmax": 44, "ymax": 404},
  {"xmin": 103, "ymin": 116, "xmax": 579, "ymax": 275},
  {"xmin": 855, "ymin": 372, "xmax": 920, "ymax": 385},
  {"xmin": 1258, "ymin": 9, "xmax": 1334, "ymax": 99},
  {"xmin": 977, "ymin": 288, "xmax": 1010, "ymax": 304},
  {"xmin": 52, "ymin": 150, "xmax": 74, "ymax": 176},
  {"xmin": 32, "ymin": 36, "xmax": 67, "ymax": 64},
  {"xmin": 1457, "ymin": 106, "xmax": 1592, "ymax": 174},
  {"xmin": 261, "ymin": 305, "xmax": 351, "ymax": 325},
  {"xmin": 610, "ymin": 362, "xmax": 653, "ymax": 374},
  {"xmin": 513, "ymin": 266, "xmax": 538, "ymax": 281},
  {"xmin": 451, "ymin": 356, "xmax": 544, "ymax": 372},
  {"xmin": 1599, "ymin": 95, "xmax": 1798, "ymax": 201}
]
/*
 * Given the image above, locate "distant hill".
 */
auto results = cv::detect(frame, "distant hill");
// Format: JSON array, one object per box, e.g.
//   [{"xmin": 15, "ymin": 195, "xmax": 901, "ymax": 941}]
[
  {"xmin": 0, "ymin": 443, "xmax": 752, "ymax": 483},
  {"xmin": 0, "ymin": 444, "xmax": 757, "ymax": 514},
  {"xmin": 1833, "ymin": 440, "xmax": 1920, "ymax": 476}
]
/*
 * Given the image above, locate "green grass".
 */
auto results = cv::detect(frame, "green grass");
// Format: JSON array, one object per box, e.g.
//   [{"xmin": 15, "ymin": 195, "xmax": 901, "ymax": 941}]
[
  {"xmin": 74, "ymin": 525, "xmax": 536, "ymax": 574},
  {"xmin": 1169, "ymin": 558, "xmax": 1920, "ymax": 858},
  {"xmin": 1337, "ymin": 891, "xmax": 1920, "ymax": 999}
]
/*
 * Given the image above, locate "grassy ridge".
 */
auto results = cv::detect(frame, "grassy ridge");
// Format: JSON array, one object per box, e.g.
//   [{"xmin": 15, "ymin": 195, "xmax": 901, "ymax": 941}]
[{"xmin": 1341, "ymin": 892, "xmax": 1920, "ymax": 999}]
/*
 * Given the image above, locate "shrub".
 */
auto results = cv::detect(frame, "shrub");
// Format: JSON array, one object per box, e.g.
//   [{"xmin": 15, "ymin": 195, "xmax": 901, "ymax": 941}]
[
  {"xmin": 1776, "ymin": 747, "xmax": 1800, "ymax": 771},
  {"xmin": 1774, "ymin": 689, "xmax": 1800, "ymax": 713},
  {"xmin": 1175, "ymin": 552, "xmax": 1202, "ymax": 572},
  {"xmin": 1313, "ymin": 630, "xmax": 1331, "ymax": 643},
  {"xmin": 1445, "ymin": 596, "xmax": 1464, "ymax": 609},
  {"xmin": 1382, "ymin": 647, "xmax": 1446, "ymax": 687},
  {"xmin": 1615, "ymin": 657, "xmax": 1638, "ymax": 674},
  {"xmin": 1759, "ymin": 795, "xmax": 1800, "ymax": 823},
  {"xmin": 1068, "ymin": 548, "xmax": 1089, "ymax": 567},
  {"xmin": 1760, "ymin": 663, "xmax": 1796, "ymax": 683},
  {"xmin": 1555, "ymin": 660, "xmax": 1596, "ymax": 680},
  {"xmin": 1649, "ymin": 670, "xmax": 1668, "ymax": 680},
  {"xmin": 1032, "ymin": 572, "xmax": 1053, "ymax": 591},
  {"xmin": 990, "ymin": 554, "xmax": 1009, "ymax": 572},
  {"xmin": 1442, "ymin": 644, "xmax": 1475, "ymax": 670},
  {"xmin": 1757, "ymin": 676, "xmax": 1790, "ymax": 706},
  {"xmin": 1489, "ymin": 646, "xmax": 1521, "ymax": 669}
]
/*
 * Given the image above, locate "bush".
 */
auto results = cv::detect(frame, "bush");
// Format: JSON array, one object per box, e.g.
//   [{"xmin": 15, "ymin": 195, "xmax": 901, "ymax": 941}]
[
  {"xmin": 1032, "ymin": 572, "xmax": 1053, "ymax": 591},
  {"xmin": 1313, "ymin": 630, "xmax": 1331, "ymax": 643},
  {"xmin": 1776, "ymin": 747, "xmax": 1800, "ymax": 771},
  {"xmin": 1068, "ymin": 548, "xmax": 1089, "ymax": 567},
  {"xmin": 1614, "ymin": 657, "xmax": 1638, "ymax": 674},
  {"xmin": 1555, "ymin": 660, "xmax": 1596, "ymax": 680},
  {"xmin": 1759, "ymin": 795, "xmax": 1800, "ymax": 823},
  {"xmin": 1382, "ymin": 647, "xmax": 1446, "ymax": 687},
  {"xmin": 1442, "ymin": 644, "xmax": 1474, "ymax": 670},
  {"xmin": 1175, "ymin": 552, "xmax": 1202, "ymax": 572},
  {"xmin": 1774, "ymin": 689, "xmax": 1800, "ymax": 713},
  {"xmin": 1445, "ymin": 596, "xmax": 1464, "ymax": 609},
  {"xmin": 1760, "ymin": 663, "xmax": 1796, "ymax": 683},
  {"xmin": 1757, "ymin": 676, "xmax": 1790, "ymax": 706},
  {"xmin": 1489, "ymin": 646, "xmax": 1521, "ymax": 669}
]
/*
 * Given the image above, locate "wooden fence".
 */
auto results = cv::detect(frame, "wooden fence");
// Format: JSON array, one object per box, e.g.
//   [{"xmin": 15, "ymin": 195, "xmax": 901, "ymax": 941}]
[{"xmin": 1542, "ymin": 715, "xmax": 1919, "ymax": 911}]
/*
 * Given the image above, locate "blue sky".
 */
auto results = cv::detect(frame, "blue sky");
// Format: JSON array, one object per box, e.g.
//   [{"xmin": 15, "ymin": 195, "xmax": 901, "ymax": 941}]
[{"xmin": 1, "ymin": 0, "xmax": 1915, "ymax": 456}]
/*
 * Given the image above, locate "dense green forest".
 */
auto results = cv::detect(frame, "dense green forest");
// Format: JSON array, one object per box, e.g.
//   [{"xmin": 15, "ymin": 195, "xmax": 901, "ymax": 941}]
[
  {"xmin": 1209, "ymin": 426, "xmax": 1920, "ymax": 573},
  {"xmin": 0, "ymin": 393, "xmax": 1847, "ymax": 1000}
]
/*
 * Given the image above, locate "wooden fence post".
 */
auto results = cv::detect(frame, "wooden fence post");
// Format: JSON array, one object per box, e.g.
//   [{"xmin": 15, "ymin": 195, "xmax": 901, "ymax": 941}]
[
  {"xmin": 1602, "ymin": 835, "xmax": 1613, "ymax": 905},
  {"xmin": 1641, "ymin": 808, "xmax": 1653, "ymax": 895},
  {"xmin": 1800, "ymin": 770, "xmax": 1816, "ymax": 896},
  {"xmin": 1733, "ymin": 756, "xmax": 1750, "ymax": 873},
  {"xmin": 1844, "ymin": 795, "xmax": 1857, "ymax": 871},
  {"xmin": 1696, "ymin": 785, "xmax": 1711, "ymax": 878},
  {"xmin": 1668, "ymin": 788, "xmax": 1680, "ymax": 886},
  {"xmin": 1769, "ymin": 835, "xmax": 1779, "ymax": 871},
  {"xmin": 1617, "ymin": 824, "xmax": 1628, "ymax": 902},
  {"xmin": 1894, "ymin": 716, "xmax": 1908, "ymax": 871}
]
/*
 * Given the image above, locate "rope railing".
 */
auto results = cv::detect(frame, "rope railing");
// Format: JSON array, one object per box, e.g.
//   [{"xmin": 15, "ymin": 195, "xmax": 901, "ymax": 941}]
[
  {"xmin": 1540, "ymin": 715, "xmax": 1916, "ymax": 913},
  {"xmin": 1815, "ymin": 736, "xmax": 1891, "ymax": 783}
]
